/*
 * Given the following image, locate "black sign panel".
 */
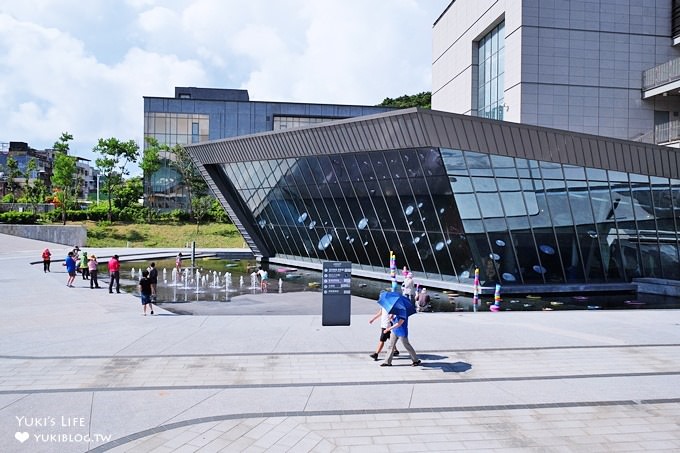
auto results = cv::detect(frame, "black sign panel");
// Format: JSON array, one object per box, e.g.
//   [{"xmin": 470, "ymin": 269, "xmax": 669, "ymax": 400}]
[{"xmin": 321, "ymin": 261, "xmax": 352, "ymax": 326}]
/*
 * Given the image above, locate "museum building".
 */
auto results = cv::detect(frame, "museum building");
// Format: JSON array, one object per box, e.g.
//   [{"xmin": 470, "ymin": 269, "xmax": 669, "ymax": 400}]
[{"xmin": 185, "ymin": 108, "xmax": 680, "ymax": 294}]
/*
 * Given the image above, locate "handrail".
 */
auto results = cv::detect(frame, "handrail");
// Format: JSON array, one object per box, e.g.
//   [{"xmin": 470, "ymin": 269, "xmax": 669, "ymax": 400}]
[
  {"xmin": 633, "ymin": 120, "xmax": 680, "ymax": 144},
  {"xmin": 642, "ymin": 56, "xmax": 680, "ymax": 91}
]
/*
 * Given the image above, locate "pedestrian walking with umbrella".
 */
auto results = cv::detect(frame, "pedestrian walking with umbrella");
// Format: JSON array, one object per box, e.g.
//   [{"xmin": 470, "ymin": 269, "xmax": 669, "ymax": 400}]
[{"xmin": 377, "ymin": 291, "xmax": 422, "ymax": 367}]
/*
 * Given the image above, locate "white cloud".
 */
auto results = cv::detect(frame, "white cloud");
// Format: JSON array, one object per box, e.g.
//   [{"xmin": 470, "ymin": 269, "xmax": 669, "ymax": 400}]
[
  {"xmin": 0, "ymin": 13, "xmax": 207, "ymax": 161},
  {"xmin": 0, "ymin": 0, "xmax": 447, "ymax": 168}
]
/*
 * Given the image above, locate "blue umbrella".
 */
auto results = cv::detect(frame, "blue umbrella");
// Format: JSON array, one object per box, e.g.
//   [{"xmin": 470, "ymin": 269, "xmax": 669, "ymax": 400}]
[{"xmin": 378, "ymin": 290, "xmax": 416, "ymax": 318}]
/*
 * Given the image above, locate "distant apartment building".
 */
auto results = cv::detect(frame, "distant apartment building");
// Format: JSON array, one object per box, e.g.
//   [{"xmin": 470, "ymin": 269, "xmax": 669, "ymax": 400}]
[
  {"xmin": 143, "ymin": 87, "xmax": 394, "ymax": 210},
  {"xmin": 0, "ymin": 141, "xmax": 96, "ymax": 201},
  {"xmin": 432, "ymin": 0, "xmax": 680, "ymax": 145}
]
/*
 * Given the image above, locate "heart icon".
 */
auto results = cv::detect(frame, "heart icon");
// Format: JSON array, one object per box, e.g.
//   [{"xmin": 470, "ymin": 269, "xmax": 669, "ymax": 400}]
[{"xmin": 15, "ymin": 432, "xmax": 29, "ymax": 443}]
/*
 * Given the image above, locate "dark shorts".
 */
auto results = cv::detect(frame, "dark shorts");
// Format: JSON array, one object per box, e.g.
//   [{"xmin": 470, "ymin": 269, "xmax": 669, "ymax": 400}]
[
  {"xmin": 379, "ymin": 328, "xmax": 391, "ymax": 343},
  {"xmin": 141, "ymin": 294, "xmax": 152, "ymax": 305},
  {"xmin": 68, "ymin": 271, "xmax": 76, "ymax": 277}
]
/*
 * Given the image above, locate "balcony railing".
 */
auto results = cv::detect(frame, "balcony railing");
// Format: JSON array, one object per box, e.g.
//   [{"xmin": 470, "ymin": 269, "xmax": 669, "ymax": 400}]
[
  {"xmin": 633, "ymin": 120, "xmax": 680, "ymax": 144},
  {"xmin": 642, "ymin": 57, "xmax": 680, "ymax": 92},
  {"xmin": 655, "ymin": 120, "xmax": 680, "ymax": 143}
]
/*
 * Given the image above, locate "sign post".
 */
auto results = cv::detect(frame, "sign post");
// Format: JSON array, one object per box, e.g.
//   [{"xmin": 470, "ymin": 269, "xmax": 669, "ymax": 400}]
[{"xmin": 321, "ymin": 261, "xmax": 352, "ymax": 326}]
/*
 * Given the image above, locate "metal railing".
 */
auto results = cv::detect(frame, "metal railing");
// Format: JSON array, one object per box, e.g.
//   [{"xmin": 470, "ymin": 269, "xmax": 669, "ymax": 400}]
[
  {"xmin": 642, "ymin": 56, "xmax": 680, "ymax": 91},
  {"xmin": 633, "ymin": 120, "xmax": 680, "ymax": 144},
  {"xmin": 655, "ymin": 120, "xmax": 680, "ymax": 143}
]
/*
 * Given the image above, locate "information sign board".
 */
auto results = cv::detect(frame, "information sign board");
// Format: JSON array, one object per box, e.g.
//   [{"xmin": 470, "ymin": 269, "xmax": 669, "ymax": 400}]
[{"xmin": 321, "ymin": 261, "xmax": 352, "ymax": 326}]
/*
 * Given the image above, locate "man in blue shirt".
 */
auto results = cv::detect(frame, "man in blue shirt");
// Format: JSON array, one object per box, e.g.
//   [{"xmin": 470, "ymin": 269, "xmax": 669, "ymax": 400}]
[
  {"xmin": 380, "ymin": 312, "xmax": 421, "ymax": 367},
  {"xmin": 64, "ymin": 252, "xmax": 77, "ymax": 287}
]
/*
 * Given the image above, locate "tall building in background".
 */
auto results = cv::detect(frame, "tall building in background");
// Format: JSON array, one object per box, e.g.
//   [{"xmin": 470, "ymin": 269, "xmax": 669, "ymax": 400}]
[
  {"xmin": 432, "ymin": 0, "xmax": 680, "ymax": 145},
  {"xmin": 143, "ymin": 87, "xmax": 393, "ymax": 210}
]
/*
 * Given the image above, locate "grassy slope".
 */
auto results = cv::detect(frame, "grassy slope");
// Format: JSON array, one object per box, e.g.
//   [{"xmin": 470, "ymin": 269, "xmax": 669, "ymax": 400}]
[{"xmin": 81, "ymin": 221, "xmax": 245, "ymax": 248}]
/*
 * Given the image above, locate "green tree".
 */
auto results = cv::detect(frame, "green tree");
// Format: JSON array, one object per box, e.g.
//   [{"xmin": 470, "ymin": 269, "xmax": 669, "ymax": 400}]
[
  {"xmin": 141, "ymin": 137, "xmax": 163, "ymax": 221},
  {"xmin": 379, "ymin": 91, "xmax": 431, "ymax": 109},
  {"xmin": 50, "ymin": 132, "xmax": 77, "ymax": 225},
  {"xmin": 24, "ymin": 179, "xmax": 47, "ymax": 213},
  {"xmin": 169, "ymin": 144, "xmax": 208, "ymax": 213},
  {"xmin": 93, "ymin": 137, "xmax": 140, "ymax": 221},
  {"xmin": 5, "ymin": 156, "xmax": 21, "ymax": 197},
  {"xmin": 115, "ymin": 176, "xmax": 143, "ymax": 209},
  {"xmin": 191, "ymin": 195, "xmax": 213, "ymax": 232}
]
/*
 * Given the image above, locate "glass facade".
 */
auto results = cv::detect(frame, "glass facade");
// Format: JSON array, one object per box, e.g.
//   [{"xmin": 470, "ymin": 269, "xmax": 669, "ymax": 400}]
[
  {"xmin": 144, "ymin": 113, "xmax": 210, "ymax": 146},
  {"xmin": 142, "ymin": 89, "xmax": 394, "ymax": 211},
  {"xmin": 143, "ymin": 113, "xmax": 210, "ymax": 209},
  {"xmin": 445, "ymin": 149, "xmax": 680, "ymax": 285},
  {"xmin": 477, "ymin": 22, "xmax": 505, "ymax": 120},
  {"xmin": 212, "ymin": 147, "xmax": 680, "ymax": 287},
  {"xmin": 273, "ymin": 116, "xmax": 337, "ymax": 130}
]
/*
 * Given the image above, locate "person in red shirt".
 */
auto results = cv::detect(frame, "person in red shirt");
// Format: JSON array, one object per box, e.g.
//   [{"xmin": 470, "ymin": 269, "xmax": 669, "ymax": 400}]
[
  {"xmin": 108, "ymin": 255, "xmax": 121, "ymax": 294},
  {"xmin": 41, "ymin": 248, "xmax": 52, "ymax": 273}
]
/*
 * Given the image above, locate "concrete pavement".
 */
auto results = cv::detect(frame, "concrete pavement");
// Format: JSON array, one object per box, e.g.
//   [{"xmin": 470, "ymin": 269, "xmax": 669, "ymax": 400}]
[{"xmin": 0, "ymin": 233, "xmax": 679, "ymax": 452}]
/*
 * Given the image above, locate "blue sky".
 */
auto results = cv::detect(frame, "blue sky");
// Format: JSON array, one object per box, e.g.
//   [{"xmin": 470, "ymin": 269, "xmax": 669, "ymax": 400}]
[{"xmin": 0, "ymin": 0, "xmax": 448, "ymax": 169}]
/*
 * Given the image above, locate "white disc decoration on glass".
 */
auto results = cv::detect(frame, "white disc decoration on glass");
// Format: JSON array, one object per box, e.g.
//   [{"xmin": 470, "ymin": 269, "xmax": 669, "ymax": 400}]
[
  {"xmin": 258, "ymin": 219, "xmax": 266, "ymax": 228},
  {"xmin": 413, "ymin": 237, "xmax": 421, "ymax": 244},
  {"xmin": 533, "ymin": 265, "xmax": 547, "ymax": 274},
  {"xmin": 435, "ymin": 241, "xmax": 445, "ymax": 251},
  {"xmin": 405, "ymin": 205, "xmax": 414, "ymax": 216},
  {"xmin": 357, "ymin": 218, "xmax": 369, "ymax": 230},
  {"xmin": 318, "ymin": 233, "xmax": 333, "ymax": 250},
  {"xmin": 502, "ymin": 273, "xmax": 516, "ymax": 282},
  {"xmin": 495, "ymin": 239, "xmax": 506, "ymax": 247},
  {"xmin": 308, "ymin": 220, "xmax": 316, "ymax": 229},
  {"xmin": 489, "ymin": 253, "xmax": 501, "ymax": 261},
  {"xmin": 297, "ymin": 212, "xmax": 308, "ymax": 223},
  {"xmin": 460, "ymin": 270, "xmax": 470, "ymax": 278},
  {"xmin": 539, "ymin": 245, "xmax": 555, "ymax": 255}
]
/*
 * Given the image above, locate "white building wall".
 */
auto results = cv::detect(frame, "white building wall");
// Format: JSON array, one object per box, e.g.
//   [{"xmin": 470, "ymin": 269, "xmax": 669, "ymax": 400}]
[{"xmin": 433, "ymin": 0, "xmax": 680, "ymax": 141}]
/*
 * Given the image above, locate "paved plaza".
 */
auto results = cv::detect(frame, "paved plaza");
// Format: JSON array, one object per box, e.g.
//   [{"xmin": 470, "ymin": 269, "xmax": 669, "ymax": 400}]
[{"xmin": 0, "ymin": 233, "xmax": 679, "ymax": 452}]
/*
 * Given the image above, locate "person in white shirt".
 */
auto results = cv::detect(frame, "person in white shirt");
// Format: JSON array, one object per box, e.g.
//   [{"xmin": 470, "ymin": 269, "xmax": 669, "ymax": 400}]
[{"xmin": 368, "ymin": 307, "xmax": 399, "ymax": 361}]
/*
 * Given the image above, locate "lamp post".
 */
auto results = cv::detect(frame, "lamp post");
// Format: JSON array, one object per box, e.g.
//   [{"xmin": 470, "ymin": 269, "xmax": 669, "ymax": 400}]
[{"xmin": 96, "ymin": 173, "xmax": 100, "ymax": 205}]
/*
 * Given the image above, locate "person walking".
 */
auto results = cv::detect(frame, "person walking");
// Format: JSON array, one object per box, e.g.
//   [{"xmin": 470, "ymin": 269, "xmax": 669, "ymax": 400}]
[
  {"xmin": 139, "ymin": 269, "xmax": 154, "ymax": 316},
  {"xmin": 368, "ymin": 307, "xmax": 399, "ymax": 361},
  {"xmin": 108, "ymin": 254, "xmax": 121, "ymax": 294},
  {"xmin": 88, "ymin": 255, "xmax": 100, "ymax": 289},
  {"xmin": 42, "ymin": 248, "xmax": 52, "ymax": 272},
  {"xmin": 64, "ymin": 251, "xmax": 77, "ymax": 287},
  {"xmin": 380, "ymin": 311, "xmax": 421, "ymax": 367},
  {"xmin": 147, "ymin": 262, "xmax": 158, "ymax": 300}
]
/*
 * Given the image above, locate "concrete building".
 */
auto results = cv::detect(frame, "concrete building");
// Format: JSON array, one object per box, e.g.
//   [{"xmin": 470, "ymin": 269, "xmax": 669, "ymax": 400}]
[
  {"xmin": 0, "ymin": 141, "xmax": 96, "ymax": 202},
  {"xmin": 432, "ymin": 0, "xmax": 680, "ymax": 145},
  {"xmin": 143, "ymin": 87, "xmax": 394, "ymax": 210}
]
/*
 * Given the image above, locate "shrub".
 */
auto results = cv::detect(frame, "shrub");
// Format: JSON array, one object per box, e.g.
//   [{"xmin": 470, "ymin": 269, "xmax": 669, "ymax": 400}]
[
  {"xmin": 0, "ymin": 211, "xmax": 38, "ymax": 224},
  {"xmin": 209, "ymin": 199, "xmax": 231, "ymax": 223}
]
